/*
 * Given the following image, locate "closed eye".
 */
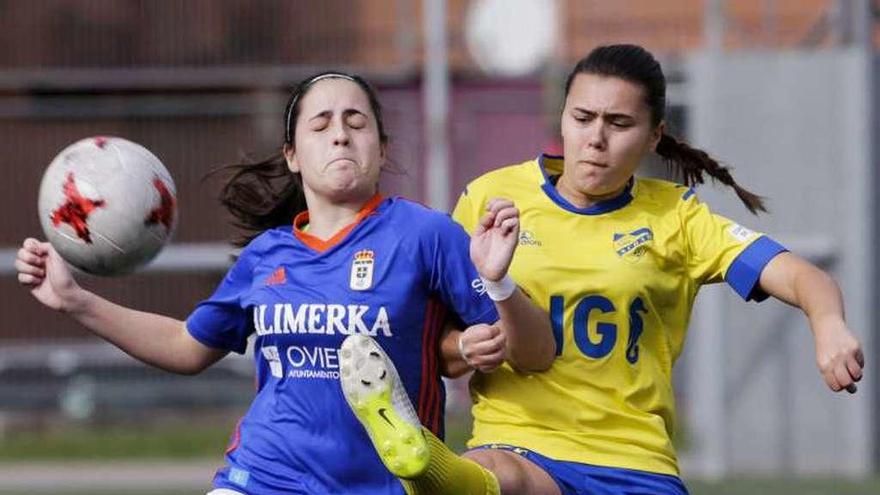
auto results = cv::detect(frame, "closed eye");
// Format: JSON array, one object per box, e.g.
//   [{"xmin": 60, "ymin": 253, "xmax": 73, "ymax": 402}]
[
  {"xmin": 572, "ymin": 111, "xmax": 594, "ymax": 123},
  {"xmin": 309, "ymin": 115, "xmax": 330, "ymax": 132},
  {"xmin": 346, "ymin": 112, "xmax": 367, "ymax": 129}
]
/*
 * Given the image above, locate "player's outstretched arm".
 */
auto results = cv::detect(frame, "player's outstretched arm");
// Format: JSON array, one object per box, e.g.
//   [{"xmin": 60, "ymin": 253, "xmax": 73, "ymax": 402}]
[
  {"xmin": 15, "ymin": 238, "xmax": 227, "ymax": 375},
  {"xmin": 469, "ymin": 198, "xmax": 556, "ymax": 372},
  {"xmin": 758, "ymin": 251, "xmax": 864, "ymax": 393}
]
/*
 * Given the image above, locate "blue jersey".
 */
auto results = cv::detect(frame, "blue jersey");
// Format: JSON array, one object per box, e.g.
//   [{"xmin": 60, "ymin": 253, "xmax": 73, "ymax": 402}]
[{"xmin": 186, "ymin": 195, "xmax": 499, "ymax": 494}]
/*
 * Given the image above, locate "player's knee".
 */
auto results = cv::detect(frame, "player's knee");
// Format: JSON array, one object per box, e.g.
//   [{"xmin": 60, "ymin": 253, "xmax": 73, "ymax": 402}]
[
  {"xmin": 465, "ymin": 450, "xmax": 530, "ymax": 495},
  {"xmin": 465, "ymin": 449, "xmax": 499, "ymax": 471}
]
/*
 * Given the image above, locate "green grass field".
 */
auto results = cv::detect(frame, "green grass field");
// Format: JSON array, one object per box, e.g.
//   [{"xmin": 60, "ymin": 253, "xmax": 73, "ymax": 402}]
[
  {"xmin": 2, "ymin": 478, "xmax": 879, "ymax": 495},
  {"xmin": 1, "ymin": 414, "xmax": 876, "ymax": 495}
]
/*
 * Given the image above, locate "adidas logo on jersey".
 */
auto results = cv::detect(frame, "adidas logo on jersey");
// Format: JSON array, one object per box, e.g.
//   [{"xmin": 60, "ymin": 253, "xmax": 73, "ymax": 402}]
[{"xmin": 265, "ymin": 267, "xmax": 286, "ymax": 286}]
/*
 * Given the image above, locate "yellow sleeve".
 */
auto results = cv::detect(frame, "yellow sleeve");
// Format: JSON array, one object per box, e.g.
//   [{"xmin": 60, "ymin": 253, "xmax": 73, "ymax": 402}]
[
  {"xmin": 680, "ymin": 189, "xmax": 787, "ymax": 301},
  {"xmin": 451, "ymin": 186, "xmax": 481, "ymax": 235}
]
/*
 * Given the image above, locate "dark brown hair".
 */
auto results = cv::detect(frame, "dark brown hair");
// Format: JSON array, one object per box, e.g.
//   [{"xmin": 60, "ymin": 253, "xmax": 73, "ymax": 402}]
[
  {"xmin": 565, "ymin": 44, "xmax": 766, "ymax": 214},
  {"xmin": 215, "ymin": 71, "xmax": 389, "ymax": 246}
]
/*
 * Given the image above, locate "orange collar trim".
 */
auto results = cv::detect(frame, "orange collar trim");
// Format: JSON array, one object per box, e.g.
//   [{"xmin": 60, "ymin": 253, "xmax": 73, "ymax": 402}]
[{"xmin": 292, "ymin": 193, "xmax": 384, "ymax": 252}]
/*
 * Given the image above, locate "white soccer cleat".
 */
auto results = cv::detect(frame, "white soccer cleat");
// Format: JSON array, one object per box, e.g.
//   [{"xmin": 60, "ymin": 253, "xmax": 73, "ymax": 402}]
[{"xmin": 339, "ymin": 334, "xmax": 429, "ymax": 478}]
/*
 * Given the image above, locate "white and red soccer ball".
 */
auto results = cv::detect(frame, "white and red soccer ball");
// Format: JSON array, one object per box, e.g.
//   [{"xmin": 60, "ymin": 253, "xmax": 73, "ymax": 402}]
[{"xmin": 37, "ymin": 136, "xmax": 177, "ymax": 276}]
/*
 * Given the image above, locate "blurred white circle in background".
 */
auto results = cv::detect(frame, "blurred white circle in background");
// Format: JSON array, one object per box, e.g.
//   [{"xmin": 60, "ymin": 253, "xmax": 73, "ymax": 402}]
[{"xmin": 465, "ymin": 0, "xmax": 560, "ymax": 77}]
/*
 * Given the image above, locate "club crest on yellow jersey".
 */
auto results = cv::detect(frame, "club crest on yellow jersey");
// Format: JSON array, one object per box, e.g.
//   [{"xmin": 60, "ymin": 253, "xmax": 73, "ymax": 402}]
[{"xmin": 613, "ymin": 228, "xmax": 653, "ymax": 262}]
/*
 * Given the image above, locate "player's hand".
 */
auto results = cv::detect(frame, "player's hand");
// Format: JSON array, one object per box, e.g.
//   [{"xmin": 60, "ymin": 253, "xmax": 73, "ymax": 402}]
[
  {"xmin": 812, "ymin": 316, "xmax": 864, "ymax": 394},
  {"xmin": 470, "ymin": 198, "xmax": 519, "ymax": 281},
  {"xmin": 15, "ymin": 238, "xmax": 82, "ymax": 312},
  {"xmin": 459, "ymin": 324, "xmax": 507, "ymax": 373}
]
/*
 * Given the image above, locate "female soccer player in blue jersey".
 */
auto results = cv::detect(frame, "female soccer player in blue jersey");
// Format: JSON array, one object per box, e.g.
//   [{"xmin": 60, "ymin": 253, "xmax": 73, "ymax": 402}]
[
  {"xmin": 342, "ymin": 45, "xmax": 865, "ymax": 495},
  {"xmin": 14, "ymin": 72, "xmax": 554, "ymax": 494}
]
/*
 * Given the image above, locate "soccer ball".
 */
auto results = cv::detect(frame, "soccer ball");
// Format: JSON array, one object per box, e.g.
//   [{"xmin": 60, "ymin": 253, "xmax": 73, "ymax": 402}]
[{"xmin": 37, "ymin": 136, "xmax": 177, "ymax": 276}]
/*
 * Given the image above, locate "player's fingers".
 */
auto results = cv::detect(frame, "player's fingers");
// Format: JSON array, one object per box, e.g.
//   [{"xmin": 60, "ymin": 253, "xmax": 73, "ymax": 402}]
[
  {"xmin": 466, "ymin": 324, "xmax": 499, "ymax": 343},
  {"xmin": 17, "ymin": 247, "xmax": 45, "ymax": 267},
  {"xmin": 854, "ymin": 347, "xmax": 865, "ymax": 368},
  {"xmin": 477, "ymin": 212, "xmax": 496, "ymax": 230},
  {"xmin": 492, "ymin": 205, "xmax": 519, "ymax": 224},
  {"xmin": 845, "ymin": 356, "xmax": 863, "ymax": 382},
  {"xmin": 474, "ymin": 357, "xmax": 505, "ymax": 373},
  {"xmin": 14, "ymin": 258, "xmax": 44, "ymax": 277},
  {"xmin": 17, "ymin": 272, "xmax": 41, "ymax": 286},
  {"xmin": 822, "ymin": 368, "xmax": 842, "ymax": 392},
  {"xmin": 486, "ymin": 198, "xmax": 515, "ymax": 214},
  {"xmin": 493, "ymin": 212, "xmax": 519, "ymax": 230},
  {"xmin": 24, "ymin": 238, "xmax": 49, "ymax": 255},
  {"xmin": 473, "ymin": 348, "xmax": 505, "ymax": 370},
  {"xmin": 469, "ymin": 343, "xmax": 502, "ymax": 360},
  {"xmin": 484, "ymin": 324, "xmax": 501, "ymax": 338},
  {"xmin": 468, "ymin": 335, "xmax": 500, "ymax": 355},
  {"xmin": 499, "ymin": 217, "xmax": 519, "ymax": 235},
  {"xmin": 834, "ymin": 364, "xmax": 856, "ymax": 393},
  {"xmin": 464, "ymin": 324, "xmax": 494, "ymax": 342},
  {"xmin": 488, "ymin": 325, "xmax": 505, "ymax": 344},
  {"xmin": 473, "ymin": 332, "xmax": 506, "ymax": 355},
  {"xmin": 21, "ymin": 240, "xmax": 44, "ymax": 258}
]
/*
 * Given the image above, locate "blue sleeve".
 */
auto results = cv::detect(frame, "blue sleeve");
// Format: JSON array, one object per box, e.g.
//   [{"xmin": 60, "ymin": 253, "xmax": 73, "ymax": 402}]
[
  {"xmin": 420, "ymin": 214, "xmax": 499, "ymax": 326},
  {"xmin": 186, "ymin": 251, "xmax": 255, "ymax": 354},
  {"xmin": 725, "ymin": 236, "xmax": 788, "ymax": 302}
]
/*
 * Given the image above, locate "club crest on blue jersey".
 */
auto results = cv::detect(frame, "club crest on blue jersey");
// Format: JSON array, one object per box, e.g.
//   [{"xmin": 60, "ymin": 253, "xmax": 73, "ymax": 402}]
[
  {"xmin": 350, "ymin": 249, "xmax": 375, "ymax": 291},
  {"xmin": 613, "ymin": 228, "xmax": 653, "ymax": 261}
]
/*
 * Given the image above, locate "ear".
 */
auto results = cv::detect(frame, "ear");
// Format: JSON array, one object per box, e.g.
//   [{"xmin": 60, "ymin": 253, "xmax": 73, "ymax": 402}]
[
  {"xmin": 283, "ymin": 143, "xmax": 300, "ymax": 173},
  {"xmin": 650, "ymin": 121, "xmax": 665, "ymax": 152}
]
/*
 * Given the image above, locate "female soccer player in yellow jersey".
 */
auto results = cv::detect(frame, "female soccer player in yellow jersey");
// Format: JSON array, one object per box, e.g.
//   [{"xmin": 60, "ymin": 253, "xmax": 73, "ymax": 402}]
[{"xmin": 341, "ymin": 44, "xmax": 865, "ymax": 495}]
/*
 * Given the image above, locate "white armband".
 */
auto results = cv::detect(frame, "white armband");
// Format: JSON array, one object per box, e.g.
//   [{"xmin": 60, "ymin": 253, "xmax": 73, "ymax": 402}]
[{"xmin": 481, "ymin": 274, "xmax": 516, "ymax": 302}]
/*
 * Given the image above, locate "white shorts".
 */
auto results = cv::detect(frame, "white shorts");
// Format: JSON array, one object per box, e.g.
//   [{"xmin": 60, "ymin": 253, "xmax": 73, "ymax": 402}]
[{"xmin": 207, "ymin": 490, "xmax": 245, "ymax": 495}]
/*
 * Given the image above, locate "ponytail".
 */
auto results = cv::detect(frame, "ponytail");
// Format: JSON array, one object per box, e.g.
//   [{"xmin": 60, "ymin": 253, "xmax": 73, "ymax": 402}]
[
  {"xmin": 565, "ymin": 45, "xmax": 767, "ymax": 214},
  {"xmin": 656, "ymin": 133, "xmax": 766, "ymax": 214},
  {"xmin": 211, "ymin": 152, "xmax": 307, "ymax": 247}
]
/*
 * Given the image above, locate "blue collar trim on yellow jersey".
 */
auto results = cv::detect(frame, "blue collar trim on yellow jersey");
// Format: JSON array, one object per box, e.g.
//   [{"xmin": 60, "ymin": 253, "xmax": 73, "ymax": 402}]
[{"xmin": 537, "ymin": 154, "xmax": 634, "ymax": 215}]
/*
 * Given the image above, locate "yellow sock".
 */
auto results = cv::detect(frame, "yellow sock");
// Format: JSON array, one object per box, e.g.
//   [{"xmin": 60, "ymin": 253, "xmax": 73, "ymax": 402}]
[{"xmin": 400, "ymin": 429, "xmax": 500, "ymax": 495}]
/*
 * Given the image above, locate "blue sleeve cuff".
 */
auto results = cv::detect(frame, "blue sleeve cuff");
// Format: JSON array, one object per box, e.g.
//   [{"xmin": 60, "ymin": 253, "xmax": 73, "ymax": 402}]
[
  {"xmin": 465, "ymin": 305, "xmax": 500, "ymax": 327},
  {"xmin": 725, "ymin": 236, "xmax": 788, "ymax": 302},
  {"xmin": 186, "ymin": 310, "xmax": 249, "ymax": 355}
]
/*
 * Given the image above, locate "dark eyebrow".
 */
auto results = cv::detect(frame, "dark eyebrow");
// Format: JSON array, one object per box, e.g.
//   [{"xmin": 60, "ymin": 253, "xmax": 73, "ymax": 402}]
[
  {"xmin": 343, "ymin": 108, "xmax": 367, "ymax": 118},
  {"xmin": 308, "ymin": 108, "xmax": 367, "ymax": 121},
  {"xmin": 308, "ymin": 110, "xmax": 332, "ymax": 122},
  {"xmin": 572, "ymin": 107, "xmax": 635, "ymax": 121}
]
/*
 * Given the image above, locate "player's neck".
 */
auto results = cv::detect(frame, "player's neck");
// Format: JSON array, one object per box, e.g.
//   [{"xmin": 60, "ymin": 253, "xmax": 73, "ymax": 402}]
[
  {"xmin": 302, "ymin": 191, "xmax": 376, "ymax": 240},
  {"xmin": 555, "ymin": 175, "xmax": 629, "ymax": 209}
]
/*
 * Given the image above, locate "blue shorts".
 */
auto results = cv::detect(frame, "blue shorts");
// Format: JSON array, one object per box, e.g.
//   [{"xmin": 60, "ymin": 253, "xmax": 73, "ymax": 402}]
[{"xmin": 472, "ymin": 444, "xmax": 689, "ymax": 495}]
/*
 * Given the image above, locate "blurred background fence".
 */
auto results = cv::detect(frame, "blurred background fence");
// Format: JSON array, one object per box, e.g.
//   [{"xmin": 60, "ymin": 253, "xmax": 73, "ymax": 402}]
[{"xmin": 0, "ymin": 1, "xmax": 877, "ymax": 493}]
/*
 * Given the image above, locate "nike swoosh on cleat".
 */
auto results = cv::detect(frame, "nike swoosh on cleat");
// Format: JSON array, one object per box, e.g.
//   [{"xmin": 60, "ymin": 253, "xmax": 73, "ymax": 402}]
[{"xmin": 378, "ymin": 408, "xmax": 396, "ymax": 428}]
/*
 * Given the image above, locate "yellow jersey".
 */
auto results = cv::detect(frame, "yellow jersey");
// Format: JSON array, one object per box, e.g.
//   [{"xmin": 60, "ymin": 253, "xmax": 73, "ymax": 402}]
[{"xmin": 451, "ymin": 155, "xmax": 786, "ymax": 475}]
